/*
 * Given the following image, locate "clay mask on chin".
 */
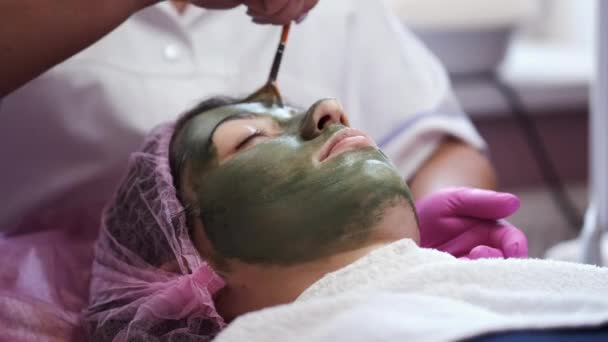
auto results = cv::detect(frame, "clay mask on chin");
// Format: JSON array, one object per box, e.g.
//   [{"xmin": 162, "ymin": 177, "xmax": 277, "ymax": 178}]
[{"xmin": 177, "ymin": 100, "xmax": 413, "ymax": 265}]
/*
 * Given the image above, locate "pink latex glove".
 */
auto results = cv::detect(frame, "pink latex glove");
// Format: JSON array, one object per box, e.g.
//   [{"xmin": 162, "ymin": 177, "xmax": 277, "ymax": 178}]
[{"xmin": 416, "ymin": 187, "xmax": 529, "ymax": 259}]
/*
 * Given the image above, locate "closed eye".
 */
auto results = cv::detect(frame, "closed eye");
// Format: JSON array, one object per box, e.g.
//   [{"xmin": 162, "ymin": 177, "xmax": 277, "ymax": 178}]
[{"xmin": 235, "ymin": 129, "xmax": 267, "ymax": 151}]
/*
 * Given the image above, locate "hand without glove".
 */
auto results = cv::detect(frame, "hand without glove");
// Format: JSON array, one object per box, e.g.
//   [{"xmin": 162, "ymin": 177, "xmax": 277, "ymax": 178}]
[
  {"xmin": 416, "ymin": 187, "xmax": 529, "ymax": 259},
  {"xmin": 187, "ymin": 0, "xmax": 318, "ymax": 24},
  {"xmin": 188, "ymin": 0, "xmax": 242, "ymax": 9},
  {"xmin": 241, "ymin": 0, "xmax": 319, "ymax": 24}
]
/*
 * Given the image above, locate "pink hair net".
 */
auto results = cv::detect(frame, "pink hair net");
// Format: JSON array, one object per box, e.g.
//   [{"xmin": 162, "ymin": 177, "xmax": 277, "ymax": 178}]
[{"xmin": 85, "ymin": 123, "xmax": 226, "ymax": 341}]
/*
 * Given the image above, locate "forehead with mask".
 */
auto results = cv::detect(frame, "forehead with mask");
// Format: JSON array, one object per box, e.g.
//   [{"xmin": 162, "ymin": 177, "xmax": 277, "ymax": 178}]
[{"xmin": 169, "ymin": 95, "xmax": 418, "ymax": 272}]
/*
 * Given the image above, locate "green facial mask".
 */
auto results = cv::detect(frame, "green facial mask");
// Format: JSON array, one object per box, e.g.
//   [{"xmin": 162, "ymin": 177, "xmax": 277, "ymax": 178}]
[{"xmin": 176, "ymin": 100, "xmax": 413, "ymax": 266}]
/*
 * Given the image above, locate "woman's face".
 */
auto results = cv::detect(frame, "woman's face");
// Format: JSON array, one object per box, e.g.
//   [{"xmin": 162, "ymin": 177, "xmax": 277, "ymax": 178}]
[{"xmin": 174, "ymin": 98, "xmax": 414, "ymax": 266}]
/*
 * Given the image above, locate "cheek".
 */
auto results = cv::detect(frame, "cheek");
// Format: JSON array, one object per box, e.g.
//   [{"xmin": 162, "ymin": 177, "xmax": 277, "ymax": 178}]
[
  {"xmin": 228, "ymin": 140, "xmax": 311, "ymax": 178},
  {"xmin": 198, "ymin": 144, "xmax": 297, "ymax": 197}
]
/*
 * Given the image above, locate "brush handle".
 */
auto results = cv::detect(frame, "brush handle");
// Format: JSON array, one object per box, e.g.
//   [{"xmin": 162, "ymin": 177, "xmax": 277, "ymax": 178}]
[{"xmin": 268, "ymin": 23, "xmax": 291, "ymax": 83}]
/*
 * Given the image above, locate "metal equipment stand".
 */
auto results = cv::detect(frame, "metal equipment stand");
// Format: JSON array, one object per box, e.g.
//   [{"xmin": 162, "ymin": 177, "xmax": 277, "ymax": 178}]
[{"xmin": 580, "ymin": 0, "xmax": 608, "ymax": 265}]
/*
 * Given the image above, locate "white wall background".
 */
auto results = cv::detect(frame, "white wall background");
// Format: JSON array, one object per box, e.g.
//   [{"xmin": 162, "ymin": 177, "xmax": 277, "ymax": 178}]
[
  {"xmin": 385, "ymin": 0, "xmax": 535, "ymax": 29},
  {"xmin": 525, "ymin": 0, "xmax": 596, "ymax": 48},
  {"xmin": 386, "ymin": 0, "xmax": 597, "ymax": 48}
]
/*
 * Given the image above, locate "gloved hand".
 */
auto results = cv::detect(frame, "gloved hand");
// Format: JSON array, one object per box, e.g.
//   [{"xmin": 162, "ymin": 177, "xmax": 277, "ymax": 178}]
[
  {"xmin": 416, "ymin": 187, "xmax": 528, "ymax": 259},
  {"xmin": 189, "ymin": 0, "xmax": 319, "ymax": 24}
]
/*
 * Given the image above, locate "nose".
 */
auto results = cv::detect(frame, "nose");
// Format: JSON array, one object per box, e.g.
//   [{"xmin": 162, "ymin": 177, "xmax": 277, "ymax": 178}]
[{"xmin": 300, "ymin": 99, "xmax": 350, "ymax": 140}]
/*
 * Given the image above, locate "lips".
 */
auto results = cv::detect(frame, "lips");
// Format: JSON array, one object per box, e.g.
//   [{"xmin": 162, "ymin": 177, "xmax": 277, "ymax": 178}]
[{"xmin": 317, "ymin": 128, "xmax": 377, "ymax": 162}]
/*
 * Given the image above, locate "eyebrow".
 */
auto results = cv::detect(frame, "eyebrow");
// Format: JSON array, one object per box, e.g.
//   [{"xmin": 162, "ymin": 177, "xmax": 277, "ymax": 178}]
[{"xmin": 208, "ymin": 112, "xmax": 260, "ymax": 144}]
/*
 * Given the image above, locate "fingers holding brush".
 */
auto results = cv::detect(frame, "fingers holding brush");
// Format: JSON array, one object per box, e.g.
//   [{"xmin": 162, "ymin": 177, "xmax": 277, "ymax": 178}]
[{"xmin": 244, "ymin": 0, "xmax": 318, "ymax": 24}]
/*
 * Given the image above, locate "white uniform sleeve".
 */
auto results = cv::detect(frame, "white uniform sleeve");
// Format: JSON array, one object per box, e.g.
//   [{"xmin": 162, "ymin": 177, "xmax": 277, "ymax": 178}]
[{"xmin": 341, "ymin": 0, "xmax": 486, "ymax": 180}]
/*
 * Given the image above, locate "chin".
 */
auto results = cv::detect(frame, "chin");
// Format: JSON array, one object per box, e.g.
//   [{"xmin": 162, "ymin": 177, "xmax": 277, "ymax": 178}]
[{"xmin": 376, "ymin": 199, "xmax": 421, "ymax": 244}]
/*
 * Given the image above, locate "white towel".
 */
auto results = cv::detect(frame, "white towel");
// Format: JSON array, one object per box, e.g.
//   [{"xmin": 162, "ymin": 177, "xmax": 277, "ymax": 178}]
[{"xmin": 215, "ymin": 239, "xmax": 608, "ymax": 342}]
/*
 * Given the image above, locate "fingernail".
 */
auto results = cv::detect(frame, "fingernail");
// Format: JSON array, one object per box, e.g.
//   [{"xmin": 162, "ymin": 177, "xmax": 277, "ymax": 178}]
[
  {"xmin": 508, "ymin": 196, "xmax": 521, "ymax": 209},
  {"xmin": 506, "ymin": 242, "xmax": 520, "ymax": 257},
  {"xmin": 296, "ymin": 13, "xmax": 308, "ymax": 23},
  {"xmin": 471, "ymin": 246, "xmax": 489, "ymax": 258},
  {"xmin": 498, "ymin": 193, "xmax": 520, "ymax": 211}
]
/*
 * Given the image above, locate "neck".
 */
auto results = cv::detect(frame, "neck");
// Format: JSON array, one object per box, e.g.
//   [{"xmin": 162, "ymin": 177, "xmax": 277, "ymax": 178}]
[
  {"xmin": 214, "ymin": 242, "xmax": 390, "ymax": 322},
  {"xmin": 212, "ymin": 200, "xmax": 419, "ymax": 321}
]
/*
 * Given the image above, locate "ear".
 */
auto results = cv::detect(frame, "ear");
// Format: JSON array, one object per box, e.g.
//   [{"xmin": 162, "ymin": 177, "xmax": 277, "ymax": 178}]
[
  {"xmin": 179, "ymin": 165, "xmax": 197, "ymax": 202},
  {"xmin": 191, "ymin": 217, "xmax": 233, "ymax": 276},
  {"xmin": 178, "ymin": 167, "xmax": 219, "ymax": 265},
  {"xmin": 191, "ymin": 217, "xmax": 216, "ymax": 261}
]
